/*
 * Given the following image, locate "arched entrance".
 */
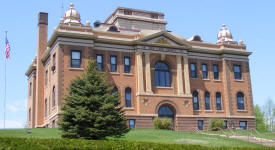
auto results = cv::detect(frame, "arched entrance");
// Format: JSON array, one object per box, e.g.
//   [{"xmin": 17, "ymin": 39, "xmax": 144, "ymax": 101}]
[{"xmin": 158, "ymin": 105, "xmax": 175, "ymax": 123}]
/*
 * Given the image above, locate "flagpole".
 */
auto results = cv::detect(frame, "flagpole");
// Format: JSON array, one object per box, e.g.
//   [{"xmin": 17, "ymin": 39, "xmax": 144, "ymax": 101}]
[{"xmin": 4, "ymin": 31, "xmax": 7, "ymax": 129}]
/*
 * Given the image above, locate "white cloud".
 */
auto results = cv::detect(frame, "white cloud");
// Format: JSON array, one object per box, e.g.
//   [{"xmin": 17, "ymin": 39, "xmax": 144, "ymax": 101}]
[
  {"xmin": 0, "ymin": 120, "xmax": 25, "ymax": 129},
  {"xmin": 7, "ymin": 99, "xmax": 27, "ymax": 112}
]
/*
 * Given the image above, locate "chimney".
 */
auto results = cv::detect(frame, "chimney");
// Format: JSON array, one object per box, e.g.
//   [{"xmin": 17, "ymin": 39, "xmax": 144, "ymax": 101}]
[{"xmin": 35, "ymin": 12, "xmax": 48, "ymax": 127}]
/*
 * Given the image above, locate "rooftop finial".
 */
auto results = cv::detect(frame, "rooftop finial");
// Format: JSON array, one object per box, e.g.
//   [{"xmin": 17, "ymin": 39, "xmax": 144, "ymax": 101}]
[{"xmin": 70, "ymin": 2, "xmax": 74, "ymax": 8}]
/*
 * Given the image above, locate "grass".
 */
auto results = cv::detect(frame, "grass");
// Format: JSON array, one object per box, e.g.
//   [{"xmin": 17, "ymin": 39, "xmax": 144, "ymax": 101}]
[
  {"xmin": 0, "ymin": 128, "xmax": 266, "ymax": 148},
  {"xmin": 202, "ymin": 129, "xmax": 275, "ymax": 140}
]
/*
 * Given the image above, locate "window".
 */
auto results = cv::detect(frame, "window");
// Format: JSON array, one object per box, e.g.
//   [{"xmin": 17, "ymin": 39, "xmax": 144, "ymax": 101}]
[
  {"xmin": 71, "ymin": 51, "xmax": 81, "ymax": 68},
  {"xmin": 223, "ymin": 120, "xmax": 228, "ymax": 129},
  {"xmin": 154, "ymin": 62, "xmax": 170, "ymax": 87},
  {"xmin": 198, "ymin": 120, "xmax": 203, "ymax": 130},
  {"xmin": 45, "ymin": 70, "xmax": 48, "ymax": 86},
  {"xmin": 124, "ymin": 10, "xmax": 132, "ymax": 15},
  {"xmin": 125, "ymin": 87, "xmax": 132, "ymax": 107},
  {"xmin": 28, "ymin": 108, "xmax": 31, "ymax": 122},
  {"xmin": 45, "ymin": 99, "xmax": 47, "ymax": 117},
  {"xmin": 129, "ymin": 120, "xmax": 135, "ymax": 128},
  {"xmin": 193, "ymin": 91, "xmax": 199, "ymax": 110},
  {"xmin": 213, "ymin": 64, "xmax": 219, "ymax": 80},
  {"xmin": 216, "ymin": 92, "xmax": 222, "ymax": 110},
  {"xmin": 124, "ymin": 57, "xmax": 131, "ymax": 73},
  {"xmin": 237, "ymin": 92, "xmax": 245, "ymax": 110},
  {"xmin": 29, "ymin": 82, "xmax": 32, "ymax": 96},
  {"xmin": 202, "ymin": 64, "xmax": 208, "ymax": 79},
  {"xmin": 204, "ymin": 92, "xmax": 210, "ymax": 110},
  {"xmin": 110, "ymin": 56, "xmax": 117, "ymax": 72},
  {"xmin": 151, "ymin": 14, "xmax": 158, "ymax": 19},
  {"xmin": 190, "ymin": 63, "xmax": 197, "ymax": 78},
  {"xmin": 96, "ymin": 54, "xmax": 103, "ymax": 71},
  {"xmin": 52, "ymin": 120, "xmax": 56, "ymax": 128},
  {"xmin": 108, "ymin": 26, "xmax": 119, "ymax": 32},
  {"xmin": 52, "ymin": 86, "xmax": 56, "ymax": 107},
  {"xmin": 239, "ymin": 121, "xmax": 247, "ymax": 130},
  {"xmin": 111, "ymin": 87, "xmax": 118, "ymax": 95},
  {"xmin": 52, "ymin": 53, "xmax": 56, "ymax": 72},
  {"xmin": 233, "ymin": 65, "xmax": 242, "ymax": 79}
]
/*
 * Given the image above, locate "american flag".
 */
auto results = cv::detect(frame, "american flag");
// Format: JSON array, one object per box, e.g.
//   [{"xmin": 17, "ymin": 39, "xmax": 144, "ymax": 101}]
[{"xmin": 5, "ymin": 35, "xmax": 10, "ymax": 59}]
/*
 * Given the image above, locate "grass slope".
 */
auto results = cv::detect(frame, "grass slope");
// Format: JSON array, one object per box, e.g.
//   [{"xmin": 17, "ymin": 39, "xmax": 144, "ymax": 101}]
[{"xmin": 0, "ymin": 128, "xmax": 265, "ymax": 148}]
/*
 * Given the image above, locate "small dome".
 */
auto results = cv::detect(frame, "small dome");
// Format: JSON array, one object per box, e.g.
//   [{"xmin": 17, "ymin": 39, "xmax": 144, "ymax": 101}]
[
  {"xmin": 217, "ymin": 24, "xmax": 234, "ymax": 44},
  {"xmin": 62, "ymin": 3, "xmax": 81, "ymax": 25}
]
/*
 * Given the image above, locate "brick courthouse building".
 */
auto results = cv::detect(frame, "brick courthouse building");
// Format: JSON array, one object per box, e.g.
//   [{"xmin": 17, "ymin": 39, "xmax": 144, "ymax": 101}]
[{"xmin": 26, "ymin": 3, "xmax": 255, "ymax": 131}]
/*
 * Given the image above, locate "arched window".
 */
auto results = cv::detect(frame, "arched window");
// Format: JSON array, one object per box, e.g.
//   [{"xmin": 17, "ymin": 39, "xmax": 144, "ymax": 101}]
[
  {"xmin": 216, "ymin": 92, "xmax": 222, "ymax": 110},
  {"xmin": 204, "ymin": 92, "xmax": 210, "ymax": 110},
  {"xmin": 193, "ymin": 91, "xmax": 199, "ymax": 110},
  {"xmin": 154, "ymin": 62, "xmax": 170, "ymax": 87},
  {"xmin": 108, "ymin": 26, "xmax": 119, "ymax": 32},
  {"xmin": 125, "ymin": 87, "xmax": 132, "ymax": 107},
  {"xmin": 237, "ymin": 92, "xmax": 245, "ymax": 110},
  {"xmin": 158, "ymin": 105, "xmax": 174, "ymax": 120},
  {"xmin": 52, "ymin": 86, "xmax": 55, "ymax": 107},
  {"xmin": 111, "ymin": 87, "xmax": 118, "ymax": 95},
  {"xmin": 45, "ymin": 99, "xmax": 47, "ymax": 117}
]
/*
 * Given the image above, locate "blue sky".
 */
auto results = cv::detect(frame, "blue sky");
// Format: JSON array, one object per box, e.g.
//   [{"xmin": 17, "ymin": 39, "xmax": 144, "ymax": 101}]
[{"xmin": 0, "ymin": 0, "xmax": 274, "ymax": 128}]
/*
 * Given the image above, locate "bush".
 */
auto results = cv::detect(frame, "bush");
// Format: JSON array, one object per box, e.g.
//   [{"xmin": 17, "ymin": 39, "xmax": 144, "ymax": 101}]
[
  {"xmin": 154, "ymin": 117, "xmax": 172, "ymax": 130},
  {"xmin": 0, "ymin": 137, "xmax": 272, "ymax": 150},
  {"xmin": 209, "ymin": 118, "xmax": 224, "ymax": 131}
]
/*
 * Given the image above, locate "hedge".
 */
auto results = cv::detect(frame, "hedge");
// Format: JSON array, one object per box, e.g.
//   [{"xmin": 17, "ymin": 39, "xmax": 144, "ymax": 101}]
[{"xmin": 0, "ymin": 137, "xmax": 274, "ymax": 150}]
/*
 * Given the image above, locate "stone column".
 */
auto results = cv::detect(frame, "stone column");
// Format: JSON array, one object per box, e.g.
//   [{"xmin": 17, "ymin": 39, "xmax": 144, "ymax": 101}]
[
  {"xmin": 176, "ymin": 55, "xmax": 184, "ymax": 95},
  {"xmin": 183, "ymin": 56, "xmax": 191, "ymax": 95},
  {"xmin": 136, "ymin": 52, "xmax": 145, "ymax": 94},
  {"xmin": 145, "ymin": 53, "xmax": 153, "ymax": 94}
]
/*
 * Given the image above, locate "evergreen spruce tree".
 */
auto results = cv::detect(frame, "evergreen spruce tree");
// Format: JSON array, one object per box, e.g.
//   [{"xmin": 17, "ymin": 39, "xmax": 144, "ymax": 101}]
[{"xmin": 58, "ymin": 60, "xmax": 129, "ymax": 139}]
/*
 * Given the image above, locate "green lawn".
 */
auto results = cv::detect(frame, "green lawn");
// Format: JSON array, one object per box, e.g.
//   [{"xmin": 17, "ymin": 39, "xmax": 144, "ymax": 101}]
[
  {"xmin": 0, "ymin": 128, "xmax": 265, "ymax": 148},
  {"xmin": 202, "ymin": 129, "xmax": 275, "ymax": 140}
]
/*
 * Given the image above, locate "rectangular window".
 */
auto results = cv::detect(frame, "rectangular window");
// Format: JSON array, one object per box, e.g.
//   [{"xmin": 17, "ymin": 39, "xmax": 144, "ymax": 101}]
[
  {"xmin": 124, "ymin": 57, "xmax": 131, "ymax": 73},
  {"xmin": 45, "ymin": 99, "xmax": 47, "ymax": 117},
  {"xmin": 96, "ymin": 54, "xmax": 103, "ymax": 71},
  {"xmin": 198, "ymin": 120, "xmax": 203, "ymax": 130},
  {"xmin": 233, "ymin": 65, "xmax": 242, "ymax": 79},
  {"xmin": 28, "ymin": 108, "xmax": 31, "ymax": 122},
  {"xmin": 29, "ymin": 82, "xmax": 32, "ymax": 96},
  {"xmin": 71, "ymin": 51, "xmax": 81, "ymax": 68},
  {"xmin": 129, "ymin": 120, "xmax": 135, "ymax": 128},
  {"xmin": 223, "ymin": 120, "xmax": 228, "ymax": 129},
  {"xmin": 110, "ymin": 56, "xmax": 117, "ymax": 72},
  {"xmin": 190, "ymin": 63, "xmax": 197, "ymax": 78},
  {"xmin": 52, "ymin": 53, "xmax": 56, "ymax": 72},
  {"xmin": 202, "ymin": 64, "xmax": 208, "ymax": 79},
  {"xmin": 213, "ymin": 64, "xmax": 219, "ymax": 80},
  {"xmin": 45, "ymin": 70, "xmax": 48, "ymax": 86},
  {"xmin": 239, "ymin": 121, "xmax": 247, "ymax": 130},
  {"xmin": 52, "ymin": 86, "xmax": 55, "ymax": 107}
]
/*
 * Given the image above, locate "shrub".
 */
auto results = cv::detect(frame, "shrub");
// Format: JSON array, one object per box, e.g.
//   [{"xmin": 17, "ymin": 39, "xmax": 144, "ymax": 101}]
[
  {"xmin": 209, "ymin": 118, "xmax": 224, "ymax": 131},
  {"xmin": 154, "ymin": 117, "xmax": 172, "ymax": 130},
  {"xmin": 58, "ymin": 60, "xmax": 129, "ymax": 140}
]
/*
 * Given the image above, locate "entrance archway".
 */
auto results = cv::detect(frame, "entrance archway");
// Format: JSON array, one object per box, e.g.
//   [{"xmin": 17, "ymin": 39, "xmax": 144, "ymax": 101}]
[{"xmin": 158, "ymin": 105, "xmax": 175, "ymax": 123}]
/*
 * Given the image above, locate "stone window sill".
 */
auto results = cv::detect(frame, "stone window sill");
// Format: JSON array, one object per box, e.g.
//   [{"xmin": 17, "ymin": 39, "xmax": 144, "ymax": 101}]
[
  {"xmin": 235, "ymin": 79, "xmax": 244, "ymax": 82},
  {"xmin": 202, "ymin": 78, "xmax": 210, "ymax": 81},
  {"xmin": 213, "ymin": 79, "xmax": 222, "ymax": 82},
  {"xmin": 69, "ymin": 68, "xmax": 84, "ymax": 71},
  {"xmin": 124, "ymin": 107, "xmax": 134, "ymax": 110},
  {"xmin": 237, "ymin": 110, "xmax": 248, "ymax": 112},
  {"xmin": 155, "ymin": 86, "xmax": 173, "ymax": 89},
  {"xmin": 216, "ymin": 110, "xmax": 224, "ymax": 113},
  {"xmin": 110, "ymin": 72, "xmax": 120, "ymax": 75},
  {"xmin": 194, "ymin": 110, "xmax": 202, "ymax": 112},
  {"xmin": 205, "ymin": 110, "xmax": 214, "ymax": 112},
  {"xmin": 123, "ymin": 73, "xmax": 134, "ymax": 76}
]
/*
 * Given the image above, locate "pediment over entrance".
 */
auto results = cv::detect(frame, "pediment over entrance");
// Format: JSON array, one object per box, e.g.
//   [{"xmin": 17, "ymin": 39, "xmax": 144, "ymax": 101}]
[{"xmin": 137, "ymin": 31, "xmax": 191, "ymax": 49}]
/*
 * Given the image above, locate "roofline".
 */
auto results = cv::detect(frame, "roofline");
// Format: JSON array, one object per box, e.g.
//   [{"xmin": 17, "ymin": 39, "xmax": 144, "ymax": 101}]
[{"xmin": 104, "ymin": 7, "xmax": 165, "ymax": 24}]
